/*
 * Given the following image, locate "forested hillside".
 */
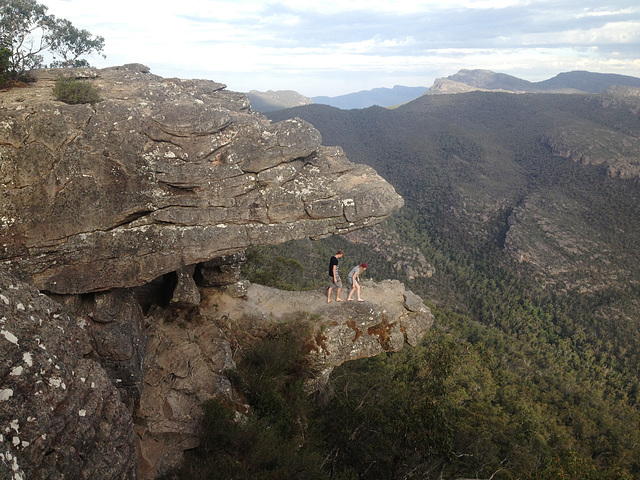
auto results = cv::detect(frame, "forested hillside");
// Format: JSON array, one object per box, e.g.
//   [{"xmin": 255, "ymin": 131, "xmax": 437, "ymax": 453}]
[
  {"xmin": 165, "ymin": 90, "xmax": 640, "ymax": 479},
  {"xmin": 258, "ymin": 90, "xmax": 640, "ymax": 478}
]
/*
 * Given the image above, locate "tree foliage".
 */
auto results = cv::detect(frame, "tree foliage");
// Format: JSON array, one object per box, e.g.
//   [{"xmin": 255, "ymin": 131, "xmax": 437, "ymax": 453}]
[
  {"xmin": 160, "ymin": 322, "xmax": 330, "ymax": 480},
  {"xmin": 0, "ymin": 0, "xmax": 104, "ymax": 82},
  {"xmin": 168, "ymin": 89, "xmax": 640, "ymax": 478},
  {"xmin": 257, "ymin": 93, "xmax": 640, "ymax": 477}
]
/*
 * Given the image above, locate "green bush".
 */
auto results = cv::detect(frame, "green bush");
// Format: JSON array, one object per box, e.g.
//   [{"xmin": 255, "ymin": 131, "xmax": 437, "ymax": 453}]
[{"xmin": 52, "ymin": 77, "xmax": 101, "ymax": 105}]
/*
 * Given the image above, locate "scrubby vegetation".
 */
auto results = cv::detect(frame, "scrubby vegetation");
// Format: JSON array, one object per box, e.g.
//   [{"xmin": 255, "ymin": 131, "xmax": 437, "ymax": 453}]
[
  {"xmin": 159, "ymin": 322, "xmax": 330, "ymax": 480},
  {"xmin": 52, "ymin": 77, "xmax": 101, "ymax": 105},
  {"xmin": 53, "ymin": 77, "xmax": 100, "ymax": 105}
]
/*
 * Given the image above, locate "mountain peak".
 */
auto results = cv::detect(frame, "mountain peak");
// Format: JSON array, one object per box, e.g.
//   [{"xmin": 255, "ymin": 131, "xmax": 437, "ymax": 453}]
[{"xmin": 429, "ymin": 69, "xmax": 640, "ymax": 95}]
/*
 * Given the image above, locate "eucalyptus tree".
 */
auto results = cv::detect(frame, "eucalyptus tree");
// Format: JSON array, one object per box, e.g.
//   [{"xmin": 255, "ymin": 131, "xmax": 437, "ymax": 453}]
[{"xmin": 0, "ymin": 0, "xmax": 105, "ymax": 82}]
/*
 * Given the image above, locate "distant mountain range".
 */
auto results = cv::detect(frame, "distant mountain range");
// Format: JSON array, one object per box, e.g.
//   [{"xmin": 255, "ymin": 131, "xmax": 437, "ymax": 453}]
[
  {"xmin": 430, "ymin": 69, "xmax": 640, "ymax": 94},
  {"xmin": 246, "ymin": 85, "xmax": 428, "ymax": 112},
  {"xmin": 311, "ymin": 85, "xmax": 429, "ymax": 110},
  {"xmin": 261, "ymin": 81, "xmax": 640, "ymax": 477},
  {"xmin": 246, "ymin": 69, "xmax": 640, "ymax": 112}
]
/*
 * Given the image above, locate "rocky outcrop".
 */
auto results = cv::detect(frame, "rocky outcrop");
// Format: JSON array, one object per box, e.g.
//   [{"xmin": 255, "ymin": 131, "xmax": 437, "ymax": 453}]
[
  {"xmin": 503, "ymin": 191, "xmax": 632, "ymax": 292},
  {"xmin": 0, "ymin": 64, "xmax": 403, "ymax": 294},
  {"xmin": 0, "ymin": 65, "xmax": 413, "ymax": 480},
  {"xmin": 135, "ymin": 279, "xmax": 433, "ymax": 478},
  {"xmin": 345, "ymin": 223, "xmax": 435, "ymax": 280},
  {"xmin": 0, "ymin": 269, "xmax": 136, "ymax": 480},
  {"xmin": 540, "ymin": 128, "xmax": 640, "ymax": 180},
  {"xmin": 246, "ymin": 89, "xmax": 313, "ymax": 113},
  {"xmin": 0, "ymin": 264, "xmax": 433, "ymax": 480}
]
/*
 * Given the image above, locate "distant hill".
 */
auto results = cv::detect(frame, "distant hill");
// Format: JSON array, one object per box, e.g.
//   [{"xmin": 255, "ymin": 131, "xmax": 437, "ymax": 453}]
[
  {"xmin": 245, "ymin": 90, "xmax": 313, "ymax": 112},
  {"xmin": 536, "ymin": 70, "xmax": 640, "ymax": 93},
  {"xmin": 267, "ymin": 84, "xmax": 640, "ymax": 306},
  {"xmin": 312, "ymin": 85, "xmax": 428, "ymax": 110},
  {"xmin": 246, "ymin": 85, "xmax": 429, "ymax": 112},
  {"xmin": 430, "ymin": 69, "xmax": 640, "ymax": 94}
]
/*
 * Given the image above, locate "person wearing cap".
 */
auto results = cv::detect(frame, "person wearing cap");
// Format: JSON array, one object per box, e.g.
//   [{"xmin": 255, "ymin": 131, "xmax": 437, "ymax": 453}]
[{"xmin": 346, "ymin": 263, "xmax": 368, "ymax": 302}]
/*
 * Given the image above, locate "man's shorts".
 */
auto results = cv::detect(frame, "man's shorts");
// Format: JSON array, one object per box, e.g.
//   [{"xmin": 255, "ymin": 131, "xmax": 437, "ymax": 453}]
[{"xmin": 329, "ymin": 274, "xmax": 342, "ymax": 289}]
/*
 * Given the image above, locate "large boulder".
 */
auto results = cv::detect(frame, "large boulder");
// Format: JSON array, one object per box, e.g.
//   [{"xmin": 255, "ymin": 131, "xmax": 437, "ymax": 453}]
[{"xmin": 0, "ymin": 64, "xmax": 403, "ymax": 294}]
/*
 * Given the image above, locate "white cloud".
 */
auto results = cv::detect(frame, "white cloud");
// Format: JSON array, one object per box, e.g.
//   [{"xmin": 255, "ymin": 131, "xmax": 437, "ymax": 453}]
[{"xmin": 37, "ymin": 0, "xmax": 640, "ymax": 96}]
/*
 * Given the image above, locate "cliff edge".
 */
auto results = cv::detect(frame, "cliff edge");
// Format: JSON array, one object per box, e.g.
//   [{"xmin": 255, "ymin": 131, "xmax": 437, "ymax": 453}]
[
  {"xmin": 0, "ymin": 65, "xmax": 429, "ymax": 480},
  {"xmin": 0, "ymin": 63, "xmax": 402, "ymax": 294}
]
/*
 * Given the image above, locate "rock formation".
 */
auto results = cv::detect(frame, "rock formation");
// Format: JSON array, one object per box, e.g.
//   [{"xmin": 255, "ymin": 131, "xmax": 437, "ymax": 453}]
[
  {"xmin": 0, "ymin": 65, "xmax": 430, "ymax": 479},
  {"xmin": 0, "ymin": 269, "xmax": 136, "ymax": 480},
  {"xmin": 0, "ymin": 63, "xmax": 403, "ymax": 294},
  {"xmin": 135, "ymin": 279, "xmax": 434, "ymax": 478}
]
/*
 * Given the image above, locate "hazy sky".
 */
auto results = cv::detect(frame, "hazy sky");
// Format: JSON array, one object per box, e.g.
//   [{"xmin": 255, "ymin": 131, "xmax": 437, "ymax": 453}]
[{"xmin": 39, "ymin": 0, "xmax": 640, "ymax": 96}]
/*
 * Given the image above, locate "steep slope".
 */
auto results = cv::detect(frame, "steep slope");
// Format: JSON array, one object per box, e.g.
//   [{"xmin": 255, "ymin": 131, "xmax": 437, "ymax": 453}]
[{"xmin": 260, "ymin": 86, "xmax": 640, "ymax": 478}]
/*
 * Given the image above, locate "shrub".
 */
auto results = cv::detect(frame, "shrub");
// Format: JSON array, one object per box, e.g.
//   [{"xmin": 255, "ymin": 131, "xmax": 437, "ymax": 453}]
[
  {"xmin": 52, "ymin": 77, "xmax": 101, "ymax": 105},
  {"xmin": 160, "ymin": 321, "xmax": 327, "ymax": 480}
]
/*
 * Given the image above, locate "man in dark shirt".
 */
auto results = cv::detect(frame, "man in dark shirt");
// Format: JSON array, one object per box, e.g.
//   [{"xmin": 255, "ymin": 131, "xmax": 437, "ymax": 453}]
[{"xmin": 327, "ymin": 249, "xmax": 344, "ymax": 303}]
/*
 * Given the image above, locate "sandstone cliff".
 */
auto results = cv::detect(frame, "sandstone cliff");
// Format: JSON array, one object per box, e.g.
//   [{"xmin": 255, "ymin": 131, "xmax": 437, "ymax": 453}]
[
  {"xmin": 0, "ymin": 63, "xmax": 402, "ymax": 294},
  {"xmin": 0, "ymin": 65, "xmax": 431, "ymax": 480}
]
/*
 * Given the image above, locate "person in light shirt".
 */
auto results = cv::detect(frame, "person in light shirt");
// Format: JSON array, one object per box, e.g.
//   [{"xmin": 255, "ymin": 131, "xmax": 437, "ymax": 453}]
[{"xmin": 346, "ymin": 263, "xmax": 367, "ymax": 302}]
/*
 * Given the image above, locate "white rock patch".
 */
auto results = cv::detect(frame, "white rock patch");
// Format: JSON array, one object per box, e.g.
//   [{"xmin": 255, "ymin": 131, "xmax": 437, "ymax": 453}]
[{"xmin": 0, "ymin": 389, "xmax": 13, "ymax": 401}]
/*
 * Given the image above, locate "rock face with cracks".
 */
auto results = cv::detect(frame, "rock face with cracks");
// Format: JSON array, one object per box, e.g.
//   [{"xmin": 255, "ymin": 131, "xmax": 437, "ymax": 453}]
[
  {"xmin": 0, "ymin": 64, "xmax": 403, "ymax": 294},
  {"xmin": 135, "ymin": 279, "xmax": 434, "ymax": 478},
  {"xmin": 0, "ymin": 65, "xmax": 419, "ymax": 479}
]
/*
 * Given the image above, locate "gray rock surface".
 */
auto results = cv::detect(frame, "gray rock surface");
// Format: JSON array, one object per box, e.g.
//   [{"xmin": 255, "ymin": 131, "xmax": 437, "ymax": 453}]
[
  {"xmin": 0, "ymin": 64, "xmax": 403, "ymax": 294},
  {"xmin": 50, "ymin": 288, "xmax": 147, "ymax": 405},
  {"xmin": 133, "ymin": 278, "xmax": 433, "ymax": 478},
  {"xmin": 204, "ymin": 279, "xmax": 435, "ymax": 390},
  {"xmin": 0, "ymin": 269, "xmax": 136, "ymax": 480}
]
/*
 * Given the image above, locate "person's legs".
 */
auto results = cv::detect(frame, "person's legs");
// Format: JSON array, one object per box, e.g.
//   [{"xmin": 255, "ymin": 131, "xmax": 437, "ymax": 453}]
[
  {"xmin": 356, "ymin": 283, "xmax": 363, "ymax": 301},
  {"xmin": 347, "ymin": 280, "xmax": 355, "ymax": 300},
  {"xmin": 336, "ymin": 286, "xmax": 343, "ymax": 301},
  {"xmin": 327, "ymin": 285, "xmax": 333, "ymax": 302}
]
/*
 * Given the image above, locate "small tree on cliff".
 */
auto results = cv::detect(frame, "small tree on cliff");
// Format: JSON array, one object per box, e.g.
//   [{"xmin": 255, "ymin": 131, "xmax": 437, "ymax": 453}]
[{"xmin": 0, "ymin": 0, "xmax": 105, "ymax": 83}]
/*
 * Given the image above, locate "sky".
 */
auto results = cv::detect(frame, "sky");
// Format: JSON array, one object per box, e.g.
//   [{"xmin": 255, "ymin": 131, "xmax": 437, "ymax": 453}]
[{"xmin": 38, "ymin": 0, "xmax": 640, "ymax": 97}]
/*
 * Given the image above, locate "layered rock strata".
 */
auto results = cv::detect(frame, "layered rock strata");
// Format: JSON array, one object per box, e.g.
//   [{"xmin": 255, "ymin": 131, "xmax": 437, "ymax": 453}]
[{"xmin": 0, "ymin": 64, "xmax": 403, "ymax": 294}]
